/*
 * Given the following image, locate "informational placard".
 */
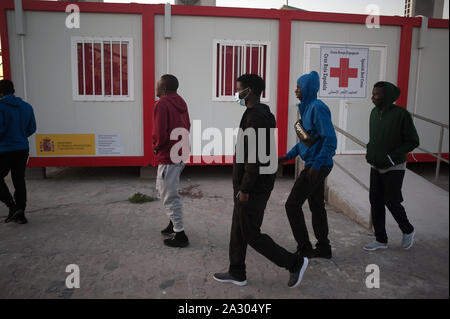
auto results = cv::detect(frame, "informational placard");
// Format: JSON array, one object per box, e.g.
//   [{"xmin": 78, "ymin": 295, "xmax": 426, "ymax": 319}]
[
  {"xmin": 96, "ymin": 134, "xmax": 124, "ymax": 156},
  {"xmin": 319, "ymin": 46, "xmax": 369, "ymax": 98},
  {"xmin": 36, "ymin": 134, "xmax": 96, "ymax": 156}
]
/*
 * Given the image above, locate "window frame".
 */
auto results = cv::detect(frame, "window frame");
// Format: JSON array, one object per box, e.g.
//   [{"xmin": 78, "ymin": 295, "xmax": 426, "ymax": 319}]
[
  {"xmin": 71, "ymin": 36, "xmax": 134, "ymax": 102},
  {"xmin": 212, "ymin": 39, "xmax": 271, "ymax": 102}
]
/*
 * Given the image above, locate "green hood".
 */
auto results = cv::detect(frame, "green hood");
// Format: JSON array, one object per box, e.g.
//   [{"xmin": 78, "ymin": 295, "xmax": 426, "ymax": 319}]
[{"xmin": 375, "ymin": 81, "xmax": 401, "ymax": 108}]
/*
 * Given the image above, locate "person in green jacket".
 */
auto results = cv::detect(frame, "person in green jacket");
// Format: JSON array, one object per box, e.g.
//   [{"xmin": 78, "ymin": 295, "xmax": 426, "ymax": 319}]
[{"xmin": 364, "ymin": 81, "xmax": 419, "ymax": 252}]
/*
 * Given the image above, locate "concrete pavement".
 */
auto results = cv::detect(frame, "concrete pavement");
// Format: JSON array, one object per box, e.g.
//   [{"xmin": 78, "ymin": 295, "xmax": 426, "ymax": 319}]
[{"xmin": 0, "ymin": 166, "xmax": 448, "ymax": 298}]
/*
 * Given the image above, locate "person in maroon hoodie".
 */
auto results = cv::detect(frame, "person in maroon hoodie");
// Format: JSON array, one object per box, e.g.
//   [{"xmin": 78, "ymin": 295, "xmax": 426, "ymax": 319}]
[{"xmin": 153, "ymin": 74, "xmax": 191, "ymax": 248}]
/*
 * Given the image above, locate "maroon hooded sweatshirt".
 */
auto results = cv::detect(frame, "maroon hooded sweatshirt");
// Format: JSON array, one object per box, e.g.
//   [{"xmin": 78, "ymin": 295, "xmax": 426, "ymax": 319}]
[{"xmin": 152, "ymin": 93, "xmax": 191, "ymax": 165}]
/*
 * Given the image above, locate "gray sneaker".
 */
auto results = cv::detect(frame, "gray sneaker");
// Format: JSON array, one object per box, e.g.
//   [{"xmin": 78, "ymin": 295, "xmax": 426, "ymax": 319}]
[
  {"xmin": 363, "ymin": 241, "xmax": 388, "ymax": 251},
  {"xmin": 288, "ymin": 257, "xmax": 309, "ymax": 288},
  {"xmin": 402, "ymin": 230, "xmax": 415, "ymax": 249}
]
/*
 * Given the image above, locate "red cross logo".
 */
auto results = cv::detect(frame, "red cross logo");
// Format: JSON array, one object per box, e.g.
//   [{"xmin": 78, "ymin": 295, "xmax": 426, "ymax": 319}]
[{"xmin": 330, "ymin": 58, "xmax": 358, "ymax": 88}]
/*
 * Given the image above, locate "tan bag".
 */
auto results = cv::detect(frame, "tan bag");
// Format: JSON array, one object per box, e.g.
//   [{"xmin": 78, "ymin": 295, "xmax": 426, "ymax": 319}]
[{"xmin": 295, "ymin": 118, "xmax": 317, "ymax": 147}]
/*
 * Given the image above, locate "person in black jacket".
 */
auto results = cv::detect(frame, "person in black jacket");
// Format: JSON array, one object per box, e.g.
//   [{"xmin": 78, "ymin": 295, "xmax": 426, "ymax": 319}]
[{"xmin": 213, "ymin": 74, "xmax": 308, "ymax": 289}]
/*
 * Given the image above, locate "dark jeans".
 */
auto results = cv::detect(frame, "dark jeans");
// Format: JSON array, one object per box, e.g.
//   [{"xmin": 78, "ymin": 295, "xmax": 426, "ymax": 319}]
[
  {"xmin": 228, "ymin": 189, "xmax": 298, "ymax": 280},
  {"xmin": 285, "ymin": 165, "xmax": 332, "ymax": 252},
  {"xmin": 369, "ymin": 168, "xmax": 414, "ymax": 243},
  {"xmin": 0, "ymin": 149, "xmax": 29, "ymax": 211}
]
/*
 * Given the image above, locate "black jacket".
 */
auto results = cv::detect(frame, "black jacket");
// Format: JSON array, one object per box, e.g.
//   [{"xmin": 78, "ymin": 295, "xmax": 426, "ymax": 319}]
[{"xmin": 232, "ymin": 103, "xmax": 277, "ymax": 194}]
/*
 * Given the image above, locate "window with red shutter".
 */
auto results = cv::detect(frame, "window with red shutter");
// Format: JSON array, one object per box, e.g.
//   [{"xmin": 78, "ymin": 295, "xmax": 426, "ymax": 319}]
[
  {"xmin": 213, "ymin": 40, "xmax": 270, "ymax": 102},
  {"xmin": 71, "ymin": 37, "xmax": 134, "ymax": 101}
]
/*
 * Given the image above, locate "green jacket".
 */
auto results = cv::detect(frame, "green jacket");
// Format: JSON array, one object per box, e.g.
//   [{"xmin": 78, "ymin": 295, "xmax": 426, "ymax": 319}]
[{"xmin": 366, "ymin": 83, "xmax": 420, "ymax": 169}]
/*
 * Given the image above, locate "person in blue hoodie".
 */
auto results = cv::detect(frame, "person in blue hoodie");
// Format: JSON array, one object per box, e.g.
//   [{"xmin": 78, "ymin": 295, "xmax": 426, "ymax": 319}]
[
  {"xmin": 0, "ymin": 79, "xmax": 36, "ymax": 224},
  {"xmin": 279, "ymin": 71, "xmax": 337, "ymax": 259}
]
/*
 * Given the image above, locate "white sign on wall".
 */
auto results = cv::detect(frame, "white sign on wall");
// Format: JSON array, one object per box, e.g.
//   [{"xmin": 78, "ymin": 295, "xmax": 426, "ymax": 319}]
[
  {"xmin": 96, "ymin": 134, "xmax": 124, "ymax": 156},
  {"xmin": 319, "ymin": 46, "xmax": 369, "ymax": 98}
]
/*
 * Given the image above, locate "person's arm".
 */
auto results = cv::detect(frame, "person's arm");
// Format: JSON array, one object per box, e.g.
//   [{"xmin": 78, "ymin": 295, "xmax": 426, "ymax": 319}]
[
  {"xmin": 389, "ymin": 111, "xmax": 419, "ymax": 157},
  {"xmin": 0, "ymin": 111, "xmax": 6, "ymax": 137},
  {"xmin": 26, "ymin": 108, "xmax": 37, "ymax": 137},
  {"xmin": 310, "ymin": 104, "xmax": 337, "ymax": 171},
  {"xmin": 152, "ymin": 102, "xmax": 169, "ymax": 154},
  {"xmin": 239, "ymin": 113, "xmax": 264, "ymax": 195},
  {"xmin": 284, "ymin": 143, "xmax": 300, "ymax": 161}
]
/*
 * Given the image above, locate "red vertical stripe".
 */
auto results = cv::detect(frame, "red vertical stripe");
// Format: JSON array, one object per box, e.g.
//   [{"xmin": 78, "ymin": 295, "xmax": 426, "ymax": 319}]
[
  {"xmin": 397, "ymin": 22, "xmax": 413, "ymax": 108},
  {"xmin": 263, "ymin": 45, "xmax": 267, "ymax": 98},
  {"xmin": 233, "ymin": 46, "xmax": 239, "ymax": 92},
  {"xmin": 221, "ymin": 45, "xmax": 225, "ymax": 96},
  {"xmin": 84, "ymin": 43, "xmax": 93, "ymax": 95},
  {"xmin": 104, "ymin": 43, "xmax": 111, "ymax": 96},
  {"xmin": 216, "ymin": 43, "xmax": 220, "ymax": 97},
  {"xmin": 121, "ymin": 43, "xmax": 128, "ymax": 95},
  {"xmin": 251, "ymin": 46, "xmax": 259, "ymax": 74},
  {"xmin": 246, "ymin": 46, "xmax": 250, "ymax": 73},
  {"xmin": 94, "ymin": 43, "xmax": 102, "ymax": 95},
  {"xmin": 276, "ymin": 12, "xmax": 292, "ymax": 156},
  {"xmin": 77, "ymin": 43, "xmax": 84, "ymax": 95},
  {"xmin": 112, "ymin": 43, "xmax": 121, "ymax": 95},
  {"xmin": 225, "ymin": 46, "xmax": 233, "ymax": 96}
]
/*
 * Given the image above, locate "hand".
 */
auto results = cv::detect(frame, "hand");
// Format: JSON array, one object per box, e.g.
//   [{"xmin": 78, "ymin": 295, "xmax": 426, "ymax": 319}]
[
  {"xmin": 238, "ymin": 191, "xmax": 249, "ymax": 203},
  {"xmin": 306, "ymin": 167, "xmax": 320, "ymax": 183},
  {"xmin": 278, "ymin": 156, "xmax": 288, "ymax": 165}
]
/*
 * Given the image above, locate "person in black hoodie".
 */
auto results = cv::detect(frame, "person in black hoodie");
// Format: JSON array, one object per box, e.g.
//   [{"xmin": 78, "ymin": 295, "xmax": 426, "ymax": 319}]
[{"xmin": 213, "ymin": 74, "xmax": 308, "ymax": 289}]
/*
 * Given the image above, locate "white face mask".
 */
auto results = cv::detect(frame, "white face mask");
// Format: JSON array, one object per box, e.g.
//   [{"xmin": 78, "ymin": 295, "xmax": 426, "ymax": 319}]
[{"xmin": 235, "ymin": 88, "xmax": 249, "ymax": 106}]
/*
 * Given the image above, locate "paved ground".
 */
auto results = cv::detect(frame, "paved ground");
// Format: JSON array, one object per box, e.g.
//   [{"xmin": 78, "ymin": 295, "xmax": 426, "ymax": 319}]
[{"xmin": 0, "ymin": 166, "xmax": 448, "ymax": 299}]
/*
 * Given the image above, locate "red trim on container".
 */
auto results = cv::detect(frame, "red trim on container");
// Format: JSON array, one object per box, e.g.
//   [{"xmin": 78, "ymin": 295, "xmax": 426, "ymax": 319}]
[
  {"xmin": 27, "ymin": 156, "xmax": 147, "ymax": 168},
  {"xmin": 428, "ymin": 19, "xmax": 449, "ymax": 29},
  {"xmin": 187, "ymin": 156, "xmax": 234, "ymax": 166},
  {"xmin": 407, "ymin": 153, "xmax": 449, "ymax": 163},
  {"xmin": 276, "ymin": 12, "xmax": 291, "ymax": 157},
  {"xmin": 142, "ymin": 9, "xmax": 156, "ymax": 166},
  {"xmin": 396, "ymin": 22, "xmax": 413, "ymax": 108}
]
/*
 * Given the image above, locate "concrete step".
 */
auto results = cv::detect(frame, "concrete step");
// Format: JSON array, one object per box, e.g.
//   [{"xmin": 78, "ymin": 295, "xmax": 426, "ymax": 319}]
[{"xmin": 326, "ymin": 155, "xmax": 449, "ymax": 241}]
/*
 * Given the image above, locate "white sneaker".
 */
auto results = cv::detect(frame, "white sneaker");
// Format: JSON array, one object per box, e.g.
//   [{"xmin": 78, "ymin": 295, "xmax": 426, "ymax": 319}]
[
  {"xmin": 402, "ymin": 230, "xmax": 415, "ymax": 249},
  {"xmin": 363, "ymin": 241, "xmax": 388, "ymax": 251}
]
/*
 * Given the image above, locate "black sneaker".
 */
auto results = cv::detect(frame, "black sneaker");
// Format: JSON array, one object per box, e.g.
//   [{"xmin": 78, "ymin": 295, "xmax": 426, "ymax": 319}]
[
  {"xmin": 5, "ymin": 208, "xmax": 17, "ymax": 223},
  {"xmin": 213, "ymin": 272, "xmax": 247, "ymax": 286},
  {"xmin": 12, "ymin": 210, "xmax": 28, "ymax": 224},
  {"xmin": 288, "ymin": 257, "xmax": 309, "ymax": 288},
  {"xmin": 161, "ymin": 221, "xmax": 175, "ymax": 236},
  {"xmin": 312, "ymin": 247, "xmax": 332, "ymax": 259},
  {"xmin": 163, "ymin": 231, "xmax": 189, "ymax": 248}
]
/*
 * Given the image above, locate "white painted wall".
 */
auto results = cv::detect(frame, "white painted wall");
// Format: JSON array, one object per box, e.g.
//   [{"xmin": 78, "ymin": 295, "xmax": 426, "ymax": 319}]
[
  {"xmin": 7, "ymin": 11, "xmax": 143, "ymax": 157},
  {"xmin": 154, "ymin": 15, "xmax": 279, "ymax": 156},
  {"xmin": 288, "ymin": 21, "xmax": 401, "ymax": 155},
  {"xmin": 407, "ymin": 27, "xmax": 449, "ymax": 155}
]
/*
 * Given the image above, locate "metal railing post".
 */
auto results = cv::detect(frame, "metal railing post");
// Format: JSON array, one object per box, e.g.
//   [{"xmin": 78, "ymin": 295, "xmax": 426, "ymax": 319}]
[{"xmin": 435, "ymin": 126, "xmax": 444, "ymax": 180}]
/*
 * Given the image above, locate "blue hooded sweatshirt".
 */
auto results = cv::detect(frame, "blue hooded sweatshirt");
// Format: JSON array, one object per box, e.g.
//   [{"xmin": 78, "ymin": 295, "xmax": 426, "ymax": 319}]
[
  {"xmin": 0, "ymin": 94, "xmax": 36, "ymax": 152},
  {"xmin": 285, "ymin": 71, "xmax": 337, "ymax": 171}
]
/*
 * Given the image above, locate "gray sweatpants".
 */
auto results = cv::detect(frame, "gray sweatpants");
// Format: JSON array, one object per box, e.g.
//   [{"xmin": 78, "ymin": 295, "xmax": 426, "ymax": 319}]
[{"xmin": 156, "ymin": 163, "xmax": 185, "ymax": 232}]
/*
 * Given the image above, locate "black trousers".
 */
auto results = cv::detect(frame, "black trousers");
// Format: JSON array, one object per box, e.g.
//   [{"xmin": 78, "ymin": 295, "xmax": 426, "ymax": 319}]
[
  {"xmin": 0, "ymin": 149, "xmax": 29, "ymax": 211},
  {"xmin": 228, "ymin": 188, "xmax": 298, "ymax": 280},
  {"xmin": 369, "ymin": 168, "xmax": 414, "ymax": 243},
  {"xmin": 285, "ymin": 165, "xmax": 331, "ymax": 252}
]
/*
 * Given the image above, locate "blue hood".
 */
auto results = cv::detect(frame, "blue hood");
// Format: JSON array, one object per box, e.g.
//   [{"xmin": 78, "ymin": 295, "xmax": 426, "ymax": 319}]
[
  {"xmin": 297, "ymin": 71, "xmax": 320, "ymax": 116},
  {"xmin": 1, "ymin": 94, "xmax": 23, "ymax": 108},
  {"xmin": 0, "ymin": 94, "xmax": 37, "ymax": 152}
]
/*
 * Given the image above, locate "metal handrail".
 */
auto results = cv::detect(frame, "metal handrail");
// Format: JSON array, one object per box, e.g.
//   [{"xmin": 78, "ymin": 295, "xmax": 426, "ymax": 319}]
[
  {"xmin": 410, "ymin": 112, "xmax": 449, "ymax": 129},
  {"xmin": 409, "ymin": 112, "xmax": 449, "ymax": 179}
]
